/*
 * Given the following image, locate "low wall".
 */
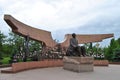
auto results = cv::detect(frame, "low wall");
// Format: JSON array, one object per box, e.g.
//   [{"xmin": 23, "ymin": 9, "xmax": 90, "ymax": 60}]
[
  {"xmin": 1, "ymin": 59, "xmax": 63, "ymax": 73},
  {"xmin": 94, "ymin": 60, "xmax": 109, "ymax": 66},
  {"xmin": 109, "ymin": 62, "xmax": 120, "ymax": 65},
  {"xmin": 12, "ymin": 60, "xmax": 63, "ymax": 72}
]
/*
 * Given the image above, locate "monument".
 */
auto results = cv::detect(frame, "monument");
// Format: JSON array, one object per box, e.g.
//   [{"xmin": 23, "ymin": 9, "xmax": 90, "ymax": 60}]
[{"xmin": 3, "ymin": 14, "xmax": 114, "ymax": 73}]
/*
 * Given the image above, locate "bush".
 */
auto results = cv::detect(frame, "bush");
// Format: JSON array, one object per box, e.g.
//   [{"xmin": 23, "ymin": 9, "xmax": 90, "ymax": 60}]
[
  {"xmin": 1, "ymin": 57, "xmax": 11, "ymax": 64},
  {"xmin": 104, "ymin": 38, "xmax": 120, "ymax": 61},
  {"xmin": 112, "ymin": 48, "xmax": 120, "ymax": 62}
]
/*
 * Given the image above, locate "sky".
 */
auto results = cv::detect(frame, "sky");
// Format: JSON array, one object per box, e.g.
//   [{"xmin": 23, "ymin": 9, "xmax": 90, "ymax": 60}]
[{"xmin": 0, "ymin": 0, "xmax": 120, "ymax": 47}]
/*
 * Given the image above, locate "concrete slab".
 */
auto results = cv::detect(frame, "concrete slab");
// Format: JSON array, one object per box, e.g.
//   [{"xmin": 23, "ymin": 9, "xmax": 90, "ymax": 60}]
[{"xmin": 0, "ymin": 65, "xmax": 120, "ymax": 80}]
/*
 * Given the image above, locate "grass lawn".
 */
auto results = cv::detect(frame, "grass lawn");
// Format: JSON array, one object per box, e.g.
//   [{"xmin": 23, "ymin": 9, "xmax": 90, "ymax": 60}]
[{"xmin": 1, "ymin": 57, "xmax": 11, "ymax": 64}]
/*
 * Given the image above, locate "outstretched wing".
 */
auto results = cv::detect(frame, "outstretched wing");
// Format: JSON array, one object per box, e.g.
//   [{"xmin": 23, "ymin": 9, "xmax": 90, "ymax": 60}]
[
  {"xmin": 4, "ymin": 14, "xmax": 57, "ymax": 47},
  {"xmin": 61, "ymin": 34, "xmax": 113, "ymax": 47}
]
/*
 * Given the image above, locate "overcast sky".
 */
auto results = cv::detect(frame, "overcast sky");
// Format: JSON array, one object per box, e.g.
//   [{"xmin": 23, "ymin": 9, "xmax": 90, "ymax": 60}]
[{"xmin": 0, "ymin": 0, "xmax": 120, "ymax": 46}]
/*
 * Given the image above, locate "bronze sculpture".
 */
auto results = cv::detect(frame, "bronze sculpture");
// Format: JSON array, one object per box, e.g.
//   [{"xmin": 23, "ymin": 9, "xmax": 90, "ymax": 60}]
[{"xmin": 66, "ymin": 33, "xmax": 86, "ymax": 57}]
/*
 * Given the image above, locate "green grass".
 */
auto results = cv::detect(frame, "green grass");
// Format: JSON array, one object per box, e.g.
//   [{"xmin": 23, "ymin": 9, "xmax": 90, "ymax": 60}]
[{"xmin": 1, "ymin": 57, "xmax": 10, "ymax": 64}]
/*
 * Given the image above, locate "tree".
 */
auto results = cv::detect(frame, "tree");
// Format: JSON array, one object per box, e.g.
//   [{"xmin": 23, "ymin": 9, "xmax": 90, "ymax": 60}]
[
  {"xmin": 105, "ymin": 38, "xmax": 115, "ymax": 61},
  {"xmin": 112, "ymin": 48, "xmax": 120, "ymax": 62},
  {"xmin": 84, "ymin": 43, "xmax": 94, "ymax": 56},
  {"xmin": 117, "ymin": 38, "xmax": 120, "ymax": 47},
  {"xmin": 0, "ymin": 31, "xmax": 6, "ymax": 64},
  {"xmin": 29, "ymin": 40, "xmax": 42, "ymax": 61},
  {"xmin": 0, "ymin": 31, "xmax": 6, "ymax": 49},
  {"xmin": 6, "ymin": 32, "xmax": 24, "ymax": 56},
  {"xmin": 104, "ymin": 38, "xmax": 120, "ymax": 61},
  {"xmin": 8, "ymin": 32, "xmax": 43, "ymax": 62}
]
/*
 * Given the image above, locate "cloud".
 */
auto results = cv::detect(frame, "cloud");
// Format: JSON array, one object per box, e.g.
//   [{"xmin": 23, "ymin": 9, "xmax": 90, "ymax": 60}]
[
  {"xmin": 0, "ymin": 0, "xmax": 120, "ymax": 46},
  {"xmin": 1, "ymin": 0, "xmax": 117, "ymax": 31}
]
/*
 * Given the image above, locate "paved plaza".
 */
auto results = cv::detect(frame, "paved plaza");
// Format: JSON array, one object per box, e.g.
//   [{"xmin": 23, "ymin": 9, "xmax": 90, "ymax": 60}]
[{"xmin": 0, "ymin": 65, "xmax": 120, "ymax": 80}]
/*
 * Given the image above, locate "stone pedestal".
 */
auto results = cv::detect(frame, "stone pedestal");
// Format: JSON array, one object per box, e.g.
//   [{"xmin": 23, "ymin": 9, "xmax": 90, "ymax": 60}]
[{"xmin": 63, "ymin": 56, "xmax": 94, "ymax": 72}]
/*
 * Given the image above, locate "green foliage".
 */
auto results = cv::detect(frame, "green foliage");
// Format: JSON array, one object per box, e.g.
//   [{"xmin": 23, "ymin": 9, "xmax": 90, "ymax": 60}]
[
  {"xmin": 29, "ymin": 40, "xmax": 42, "ymax": 52},
  {"xmin": 112, "ymin": 48, "xmax": 120, "ymax": 62},
  {"xmin": 85, "ymin": 42, "xmax": 105, "ymax": 60},
  {"xmin": 0, "ymin": 31, "xmax": 43, "ymax": 64},
  {"xmin": 104, "ymin": 38, "xmax": 120, "ymax": 61},
  {"xmin": 0, "ymin": 31, "xmax": 7, "ymax": 59},
  {"xmin": 0, "ymin": 31, "xmax": 6, "ymax": 44},
  {"xmin": 1, "ymin": 57, "xmax": 10, "ymax": 64},
  {"xmin": 104, "ymin": 46, "xmax": 113, "ymax": 61},
  {"xmin": 117, "ymin": 38, "xmax": 120, "ymax": 46}
]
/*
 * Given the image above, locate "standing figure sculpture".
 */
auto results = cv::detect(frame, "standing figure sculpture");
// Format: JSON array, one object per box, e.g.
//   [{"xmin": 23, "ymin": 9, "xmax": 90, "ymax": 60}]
[{"xmin": 66, "ymin": 33, "xmax": 86, "ymax": 57}]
